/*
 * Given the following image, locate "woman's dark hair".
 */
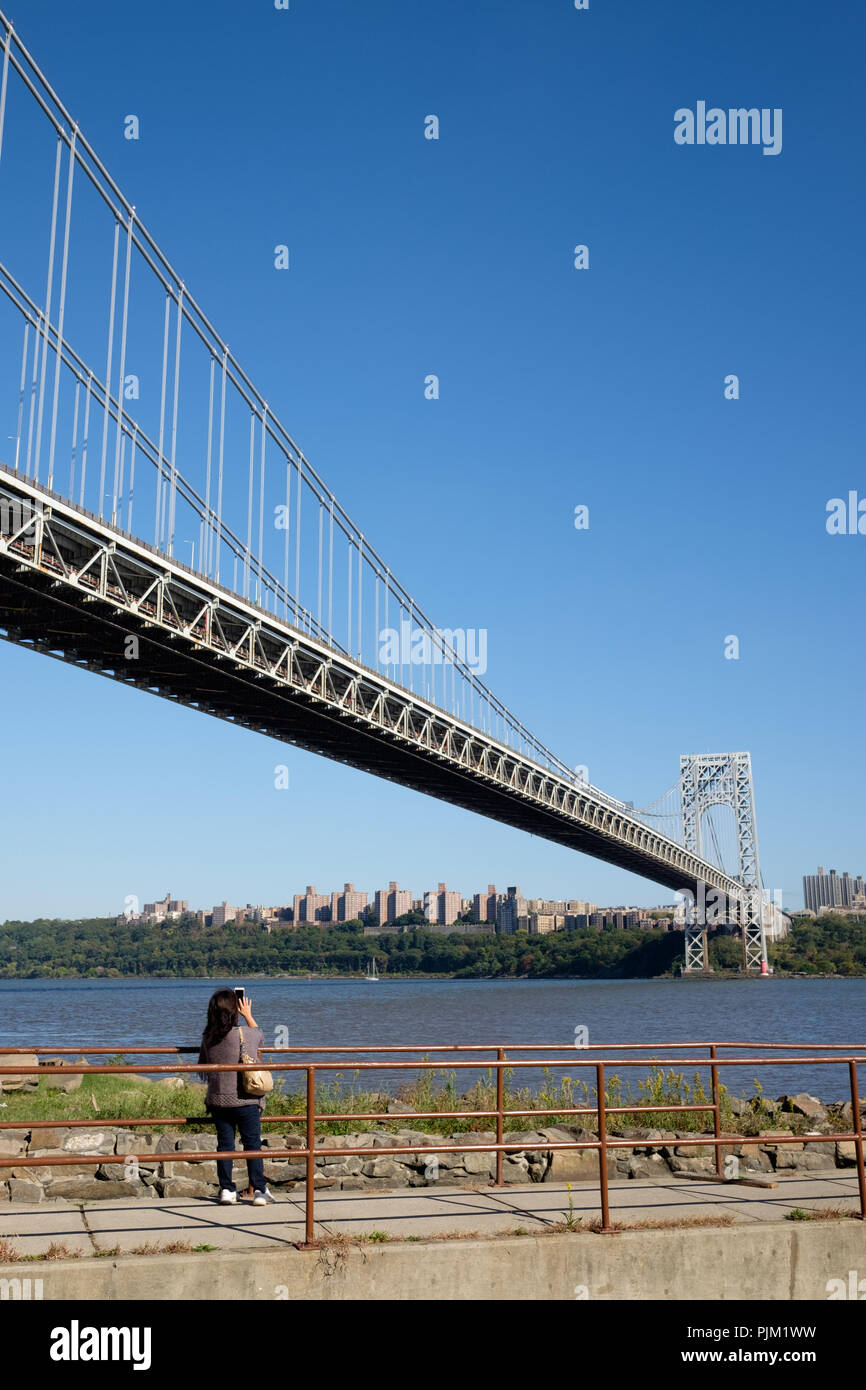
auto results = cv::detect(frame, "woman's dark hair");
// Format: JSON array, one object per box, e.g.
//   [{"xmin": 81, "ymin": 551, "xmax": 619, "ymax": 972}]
[{"xmin": 201, "ymin": 989, "xmax": 238, "ymax": 1050}]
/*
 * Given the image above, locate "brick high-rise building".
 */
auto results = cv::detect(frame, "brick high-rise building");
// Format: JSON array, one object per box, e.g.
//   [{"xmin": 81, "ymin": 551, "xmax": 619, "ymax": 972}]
[
  {"xmin": 423, "ymin": 882, "xmax": 461, "ymax": 927},
  {"xmin": 293, "ymin": 885, "xmax": 330, "ymax": 923},
  {"xmin": 329, "ymin": 883, "xmax": 369, "ymax": 922},
  {"xmin": 472, "ymin": 884, "xmax": 498, "ymax": 923},
  {"xmin": 143, "ymin": 893, "xmax": 188, "ymax": 922},
  {"xmin": 374, "ymin": 881, "xmax": 412, "ymax": 924}
]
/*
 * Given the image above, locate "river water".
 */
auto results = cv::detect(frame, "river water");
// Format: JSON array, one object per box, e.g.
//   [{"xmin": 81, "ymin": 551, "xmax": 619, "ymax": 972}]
[{"xmin": 1, "ymin": 976, "xmax": 864, "ymax": 1103}]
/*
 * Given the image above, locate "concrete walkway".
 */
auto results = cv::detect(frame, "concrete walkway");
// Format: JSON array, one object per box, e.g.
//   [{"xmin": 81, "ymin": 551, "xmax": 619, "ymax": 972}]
[{"xmin": 0, "ymin": 1171, "xmax": 861, "ymax": 1257}]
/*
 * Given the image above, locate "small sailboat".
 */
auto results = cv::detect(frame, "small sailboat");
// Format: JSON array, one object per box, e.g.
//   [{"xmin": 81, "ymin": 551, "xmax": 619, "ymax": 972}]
[{"xmin": 365, "ymin": 958, "xmax": 379, "ymax": 981}]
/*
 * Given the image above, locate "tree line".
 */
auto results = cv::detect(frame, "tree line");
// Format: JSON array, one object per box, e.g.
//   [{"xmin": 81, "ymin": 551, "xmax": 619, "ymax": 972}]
[{"xmin": 0, "ymin": 912, "xmax": 862, "ymax": 979}]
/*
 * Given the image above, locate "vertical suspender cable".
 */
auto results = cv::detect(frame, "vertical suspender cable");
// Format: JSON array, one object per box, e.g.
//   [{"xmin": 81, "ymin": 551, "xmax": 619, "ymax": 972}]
[
  {"xmin": 24, "ymin": 311, "xmax": 41, "ymax": 476},
  {"xmin": 79, "ymin": 372, "xmax": 92, "ymax": 506},
  {"xmin": 154, "ymin": 294, "xmax": 170, "ymax": 546},
  {"xmin": 283, "ymin": 462, "xmax": 290, "ymax": 621},
  {"xmin": 215, "ymin": 348, "xmax": 227, "ymax": 583},
  {"xmin": 347, "ymin": 539, "xmax": 352, "ymax": 653},
  {"xmin": 98, "ymin": 218, "xmax": 120, "ymax": 512},
  {"xmin": 68, "ymin": 377, "xmax": 80, "ymax": 496},
  {"xmin": 15, "ymin": 320, "xmax": 29, "ymax": 472},
  {"xmin": 117, "ymin": 433, "xmax": 127, "ymax": 523},
  {"xmin": 257, "ymin": 406, "xmax": 267, "ymax": 605},
  {"xmin": 47, "ymin": 128, "xmax": 76, "ymax": 491},
  {"xmin": 294, "ymin": 456, "xmax": 301, "ymax": 621},
  {"xmin": 167, "ymin": 285, "xmax": 184, "ymax": 555},
  {"xmin": 245, "ymin": 411, "xmax": 255, "ymax": 598},
  {"xmin": 111, "ymin": 204, "xmax": 134, "ymax": 521},
  {"xmin": 328, "ymin": 499, "xmax": 334, "ymax": 643},
  {"xmin": 203, "ymin": 356, "xmax": 215, "ymax": 576},
  {"xmin": 357, "ymin": 536, "xmax": 363, "ymax": 661},
  {"xmin": 34, "ymin": 138, "xmax": 63, "ymax": 483},
  {"xmin": 127, "ymin": 425, "xmax": 137, "ymax": 532},
  {"xmin": 317, "ymin": 502, "xmax": 323, "ymax": 637}
]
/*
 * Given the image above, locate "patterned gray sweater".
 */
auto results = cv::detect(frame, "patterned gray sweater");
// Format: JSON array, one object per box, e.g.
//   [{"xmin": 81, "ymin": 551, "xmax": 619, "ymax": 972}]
[{"xmin": 198, "ymin": 1025, "xmax": 265, "ymax": 1109}]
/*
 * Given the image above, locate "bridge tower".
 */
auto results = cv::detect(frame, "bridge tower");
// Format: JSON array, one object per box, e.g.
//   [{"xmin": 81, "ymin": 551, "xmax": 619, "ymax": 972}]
[{"xmin": 680, "ymin": 752, "xmax": 766, "ymax": 974}]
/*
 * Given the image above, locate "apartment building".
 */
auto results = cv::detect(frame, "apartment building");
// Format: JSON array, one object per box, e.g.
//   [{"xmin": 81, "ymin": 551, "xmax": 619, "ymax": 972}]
[
  {"xmin": 423, "ymin": 882, "xmax": 462, "ymax": 927},
  {"xmin": 330, "ymin": 882, "xmax": 369, "ymax": 923},
  {"xmin": 374, "ymin": 881, "xmax": 412, "ymax": 924},
  {"xmin": 472, "ymin": 884, "xmax": 498, "ymax": 923},
  {"xmin": 142, "ymin": 893, "xmax": 188, "ymax": 922},
  {"xmin": 292, "ymin": 885, "xmax": 331, "ymax": 923}
]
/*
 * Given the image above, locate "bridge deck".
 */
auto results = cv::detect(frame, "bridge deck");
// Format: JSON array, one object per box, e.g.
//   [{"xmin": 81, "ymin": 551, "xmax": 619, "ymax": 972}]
[{"xmin": 0, "ymin": 466, "xmax": 743, "ymax": 902}]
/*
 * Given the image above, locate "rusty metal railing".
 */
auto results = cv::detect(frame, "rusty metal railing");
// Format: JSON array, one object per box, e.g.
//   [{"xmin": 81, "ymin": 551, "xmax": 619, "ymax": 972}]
[{"xmin": 1, "ymin": 1042, "xmax": 864, "ymax": 1241}]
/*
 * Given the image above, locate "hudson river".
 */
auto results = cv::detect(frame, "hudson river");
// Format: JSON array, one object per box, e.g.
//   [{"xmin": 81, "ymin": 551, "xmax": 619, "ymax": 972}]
[{"xmin": 1, "ymin": 976, "xmax": 864, "ymax": 1100}]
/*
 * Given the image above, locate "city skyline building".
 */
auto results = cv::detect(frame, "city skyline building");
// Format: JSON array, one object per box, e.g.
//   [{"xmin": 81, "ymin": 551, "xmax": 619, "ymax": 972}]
[
  {"xmin": 374, "ymin": 881, "xmax": 412, "ymax": 924},
  {"xmin": 330, "ymin": 883, "xmax": 369, "ymax": 923},
  {"xmin": 472, "ymin": 884, "xmax": 498, "ymax": 923},
  {"xmin": 803, "ymin": 866, "xmax": 865, "ymax": 915},
  {"xmin": 126, "ymin": 881, "xmax": 692, "ymax": 939},
  {"xmin": 423, "ymin": 882, "xmax": 462, "ymax": 928},
  {"xmin": 212, "ymin": 901, "xmax": 243, "ymax": 927},
  {"xmin": 141, "ymin": 893, "xmax": 187, "ymax": 923},
  {"xmin": 292, "ymin": 885, "xmax": 331, "ymax": 924}
]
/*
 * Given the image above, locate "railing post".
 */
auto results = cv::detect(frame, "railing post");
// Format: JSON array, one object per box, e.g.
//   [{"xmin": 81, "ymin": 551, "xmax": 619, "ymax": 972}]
[
  {"xmin": 710, "ymin": 1044, "xmax": 723, "ymax": 1178},
  {"xmin": 596, "ymin": 1062, "xmax": 613, "ymax": 1233},
  {"xmin": 305, "ymin": 1065, "xmax": 316, "ymax": 1245},
  {"xmin": 495, "ymin": 1049, "xmax": 504, "ymax": 1186},
  {"xmin": 848, "ymin": 1059, "xmax": 866, "ymax": 1221}
]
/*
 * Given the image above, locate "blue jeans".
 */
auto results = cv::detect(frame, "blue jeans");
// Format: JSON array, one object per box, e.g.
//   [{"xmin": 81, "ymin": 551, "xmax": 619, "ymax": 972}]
[{"xmin": 211, "ymin": 1105, "xmax": 265, "ymax": 1194}]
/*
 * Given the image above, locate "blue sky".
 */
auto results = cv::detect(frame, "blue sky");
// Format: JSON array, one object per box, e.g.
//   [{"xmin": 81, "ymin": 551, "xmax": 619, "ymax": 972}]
[{"xmin": 0, "ymin": 0, "xmax": 863, "ymax": 920}]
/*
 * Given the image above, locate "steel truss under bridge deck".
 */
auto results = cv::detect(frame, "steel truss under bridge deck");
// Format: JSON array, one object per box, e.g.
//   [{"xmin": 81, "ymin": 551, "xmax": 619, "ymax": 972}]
[{"xmin": 0, "ymin": 466, "xmax": 747, "ymax": 903}]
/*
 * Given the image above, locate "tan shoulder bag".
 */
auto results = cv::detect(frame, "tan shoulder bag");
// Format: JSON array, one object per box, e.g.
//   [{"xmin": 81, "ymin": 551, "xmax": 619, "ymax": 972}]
[{"xmin": 238, "ymin": 1027, "xmax": 273, "ymax": 1097}]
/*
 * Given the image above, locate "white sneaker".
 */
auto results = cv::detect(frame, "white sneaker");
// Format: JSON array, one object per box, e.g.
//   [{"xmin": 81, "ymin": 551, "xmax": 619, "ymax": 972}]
[
  {"xmin": 252, "ymin": 1192, "xmax": 267, "ymax": 1206},
  {"xmin": 219, "ymin": 1189, "xmax": 237, "ymax": 1205}
]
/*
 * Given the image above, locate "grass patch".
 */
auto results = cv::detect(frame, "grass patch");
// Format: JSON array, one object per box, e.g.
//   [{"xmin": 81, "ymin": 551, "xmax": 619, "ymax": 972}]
[
  {"xmin": 1, "ymin": 1068, "xmax": 209, "ymax": 1129},
  {"xmin": 94, "ymin": 1239, "xmax": 214, "ymax": 1257},
  {"xmin": 0, "ymin": 1239, "xmax": 83, "ymax": 1261},
  {"xmin": 42, "ymin": 1241, "xmax": 82, "ymax": 1260},
  {"xmin": 784, "ymin": 1205, "xmax": 857, "ymax": 1222},
  {"xmin": 587, "ymin": 1213, "xmax": 736, "ymax": 1233}
]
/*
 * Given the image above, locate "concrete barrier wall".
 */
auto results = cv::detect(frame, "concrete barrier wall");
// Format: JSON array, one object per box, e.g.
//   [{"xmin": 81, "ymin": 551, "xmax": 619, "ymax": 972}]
[{"xmin": 5, "ymin": 1221, "xmax": 865, "ymax": 1301}]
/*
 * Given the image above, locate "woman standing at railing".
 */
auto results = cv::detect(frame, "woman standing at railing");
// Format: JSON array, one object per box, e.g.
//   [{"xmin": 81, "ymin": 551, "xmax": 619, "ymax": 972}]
[{"xmin": 198, "ymin": 989, "xmax": 269, "ymax": 1206}]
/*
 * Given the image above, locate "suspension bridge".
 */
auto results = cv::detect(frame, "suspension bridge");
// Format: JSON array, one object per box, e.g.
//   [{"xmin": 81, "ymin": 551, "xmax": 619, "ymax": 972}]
[{"xmin": 0, "ymin": 14, "xmax": 773, "ymax": 972}]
